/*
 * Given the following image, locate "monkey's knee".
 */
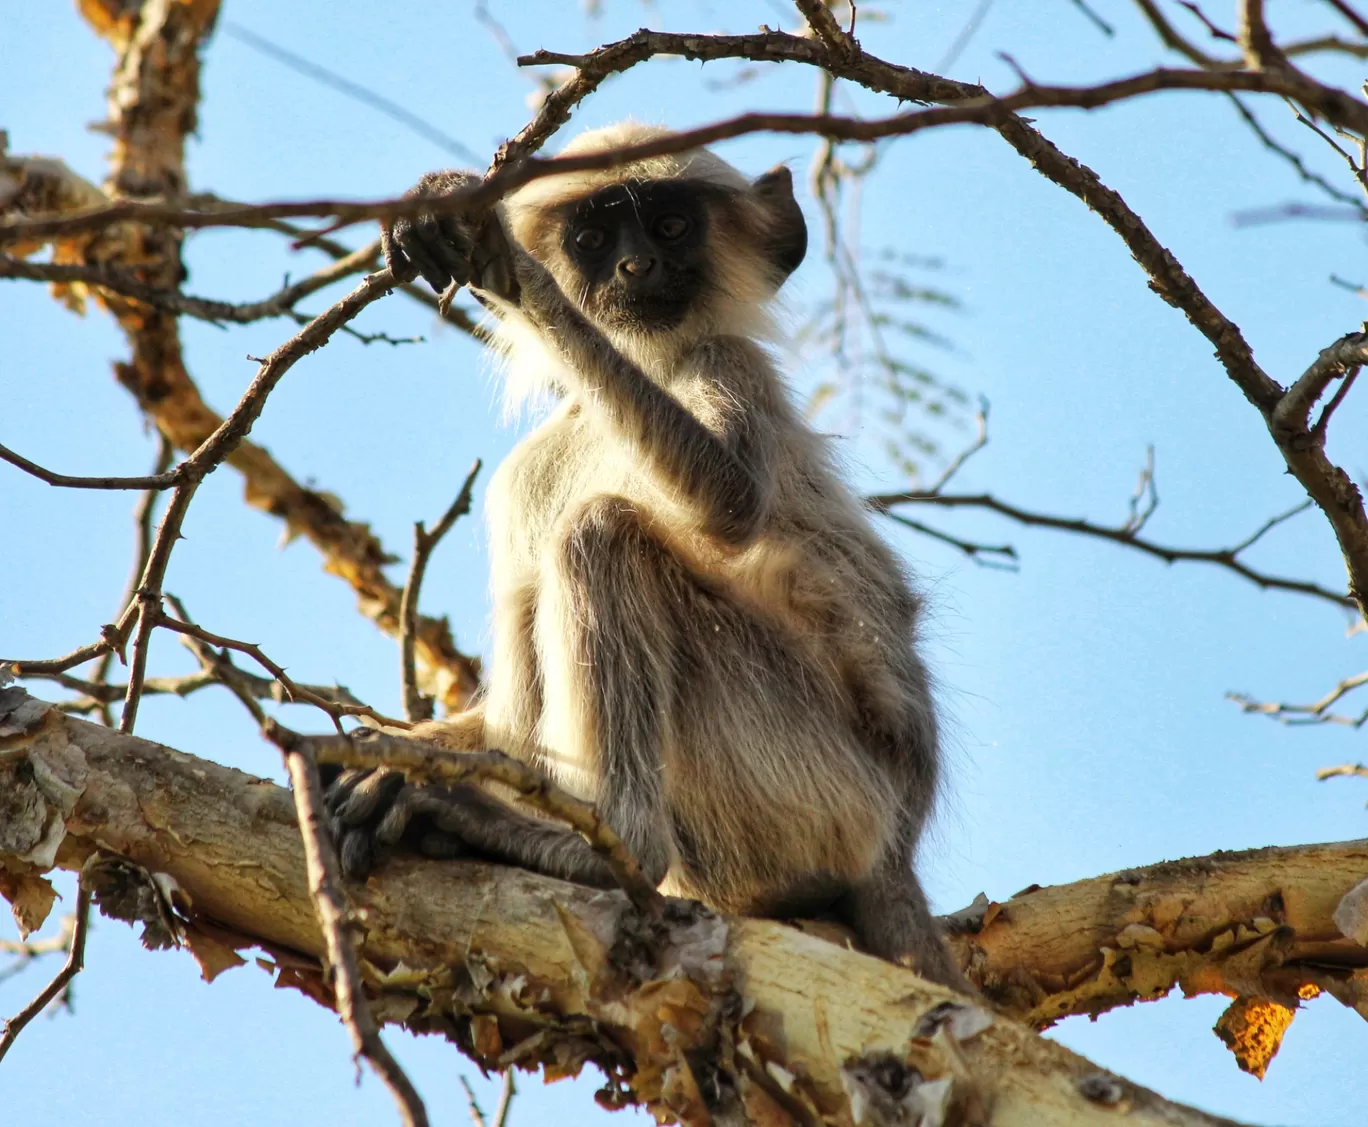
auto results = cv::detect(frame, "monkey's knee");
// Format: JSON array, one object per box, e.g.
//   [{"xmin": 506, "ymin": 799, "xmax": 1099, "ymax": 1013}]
[{"xmin": 555, "ymin": 495, "xmax": 656, "ymax": 580}]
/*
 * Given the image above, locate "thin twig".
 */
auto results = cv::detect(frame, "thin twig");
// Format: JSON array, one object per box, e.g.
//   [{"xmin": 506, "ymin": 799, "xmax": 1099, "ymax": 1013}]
[
  {"xmin": 25, "ymin": 663, "xmax": 369, "ymax": 719},
  {"xmin": 926, "ymin": 397, "xmax": 990, "ymax": 493},
  {"xmin": 0, "ymin": 243, "xmax": 380, "ymax": 325},
  {"xmin": 1230, "ymin": 671, "xmax": 1368, "ymax": 727},
  {"xmin": 1322, "ymin": 0, "xmax": 1368, "ymax": 37},
  {"xmin": 493, "ymin": 1069, "xmax": 517, "ymax": 1127},
  {"xmin": 401, "ymin": 461, "xmax": 483, "ymax": 723},
  {"xmin": 3, "ymin": 270, "xmax": 400, "ymax": 687},
  {"xmin": 1066, "ymin": 0, "xmax": 1115, "ymax": 37},
  {"xmin": 1225, "ymin": 95, "xmax": 1368, "ymax": 211},
  {"xmin": 0, "ymin": 441, "xmax": 181, "ymax": 491},
  {"xmin": 867, "ymin": 490, "xmax": 1354, "ymax": 609},
  {"xmin": 885, "ymin": 511, "xmax": 1019, "ymax": 568},
  {"xmin": 1317, "ymin": 762, "xmax": 1368, "ymax": 780},
  {"xmin": 119, "ymin": 482, "xmax": 197, "ymax": 733},
  {"xmin": 934, "ymin": 0, "xmax": 994, "ymax": 74},
  {"xmin": 0, "ymin": 879, "xmax": 92, "ymax": 1064},
  {"xmin": 1178, "ymin": 1, "xmax": 1237, "ymax": 43},
  {"xmin": 460, "ymin": 1076, "xmax": 489, "ymax": 1127},
  {"xmin": 1312, "ymin": 368, "xmax": 1360, "ymax": 441},
  {"xmin": 158, "ymin": 602, "xmax": 405, "ymax": 731},
  {"xmin": 89, "ymin": 436, "xmax": 174, "ymax": 725}
]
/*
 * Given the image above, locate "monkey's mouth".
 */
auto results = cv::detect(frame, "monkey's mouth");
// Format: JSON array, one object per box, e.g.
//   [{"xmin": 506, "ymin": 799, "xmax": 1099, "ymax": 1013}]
[{"xmin": 592, "ymin": 288, "xmax": 692, "ymax": 332}]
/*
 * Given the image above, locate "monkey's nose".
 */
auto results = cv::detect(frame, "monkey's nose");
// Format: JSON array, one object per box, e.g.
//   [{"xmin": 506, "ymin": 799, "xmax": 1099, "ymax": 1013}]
[{"xmin": 618, "ymin": 255, "xmax": 656, "ymax": 278}]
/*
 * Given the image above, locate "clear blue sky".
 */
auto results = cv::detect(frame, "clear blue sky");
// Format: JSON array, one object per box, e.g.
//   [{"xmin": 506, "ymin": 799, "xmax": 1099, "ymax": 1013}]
[{"xmin": 3, "ymin": 3, "xmax": 1366, "ymax": 1125}]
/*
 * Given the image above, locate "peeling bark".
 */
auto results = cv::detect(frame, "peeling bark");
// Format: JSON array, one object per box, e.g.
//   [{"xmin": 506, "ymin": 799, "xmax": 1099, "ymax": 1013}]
[
  {"xmin": 0, "ymin": 689, "xmax": 1311, "ymax": 1126},
  {"xmin": 948, "ymin": 842, "xmax": 1368, "ymax": 1031}
]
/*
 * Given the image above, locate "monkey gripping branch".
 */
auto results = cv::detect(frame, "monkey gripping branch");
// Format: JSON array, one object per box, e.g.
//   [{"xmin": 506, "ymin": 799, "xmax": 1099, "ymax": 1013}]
[{"xmin": 4, "ymin": 686, "xmax": 1368, "ymax": 1126}]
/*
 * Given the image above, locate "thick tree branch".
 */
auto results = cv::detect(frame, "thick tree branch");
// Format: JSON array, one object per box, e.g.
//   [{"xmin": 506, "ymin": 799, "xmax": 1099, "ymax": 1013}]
[
  {"xmin": 945, "ymin": 841, "xmax": 1368, "ymax": 1031},
  {"xmin": 0, "ymin": 688, "xmax": 1297, "ymax": 1126}
]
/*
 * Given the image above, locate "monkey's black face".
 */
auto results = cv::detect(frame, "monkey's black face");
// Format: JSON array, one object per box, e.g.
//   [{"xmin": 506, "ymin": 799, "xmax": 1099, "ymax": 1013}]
[{"xmin": 559, "ymin": 181, "xmax": 717, "ymax": 333}]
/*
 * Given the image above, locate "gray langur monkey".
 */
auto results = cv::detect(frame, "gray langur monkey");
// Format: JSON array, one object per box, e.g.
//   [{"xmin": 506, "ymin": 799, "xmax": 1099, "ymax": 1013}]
[{"xmin": 325, "ymin": 122, "xmax": 964, "ymax": 989}]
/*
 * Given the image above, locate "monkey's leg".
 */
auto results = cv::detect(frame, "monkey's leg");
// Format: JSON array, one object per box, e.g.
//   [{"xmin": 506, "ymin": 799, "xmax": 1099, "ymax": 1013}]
[
  {"xmin": 537, "ymin": 495, "xmax": 687, "ymax": 888},
  {"xmin": 844, "ymin": 843, "xmax": 970, "ymax": 992}
]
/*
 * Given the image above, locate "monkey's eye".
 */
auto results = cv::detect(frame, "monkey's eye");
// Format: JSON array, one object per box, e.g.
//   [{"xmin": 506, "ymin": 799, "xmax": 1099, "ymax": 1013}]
[
  {"xmin": 574, "ymin": 227, "xmax": 607, "ymax": 252},
  {"xmin": 654, "ymin": 215, "xmax": 690, "ymax": 241}
]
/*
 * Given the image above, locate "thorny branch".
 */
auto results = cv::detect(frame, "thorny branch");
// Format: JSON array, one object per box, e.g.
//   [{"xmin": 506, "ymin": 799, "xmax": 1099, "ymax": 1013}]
[
  {"xmin": 401, "ymin": 461, "xmax": 483, "ymax": 724},
  {"xmin": 158, "ymin": 597, "xmax": 409, "ymax": 732}
]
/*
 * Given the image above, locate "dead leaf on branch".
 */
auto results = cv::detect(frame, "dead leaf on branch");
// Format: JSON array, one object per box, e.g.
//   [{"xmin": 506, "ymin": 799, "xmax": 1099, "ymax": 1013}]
[{"xmin": 1213, "ymin": 995, "xmax": 1296, "ymax": 1080}]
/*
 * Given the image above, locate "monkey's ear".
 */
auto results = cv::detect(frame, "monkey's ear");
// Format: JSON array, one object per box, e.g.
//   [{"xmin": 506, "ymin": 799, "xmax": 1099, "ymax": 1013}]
[{"xmin": 749, "ymin": 165, "xmax": 808, "ymax": 285}]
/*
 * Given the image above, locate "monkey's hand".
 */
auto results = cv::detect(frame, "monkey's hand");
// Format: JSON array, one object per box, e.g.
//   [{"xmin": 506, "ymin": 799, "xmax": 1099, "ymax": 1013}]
[{"xmin": 381, "ymin": 170, "xmax": 519, "ymax": 304}]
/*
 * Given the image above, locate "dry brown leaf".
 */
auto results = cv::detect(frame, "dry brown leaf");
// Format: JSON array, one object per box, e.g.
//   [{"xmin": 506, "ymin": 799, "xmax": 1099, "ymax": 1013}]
[
  {"xmin": 182, "ymin": 922, "xmax": 248, "ymax": 983},
  {"xmin": 1213, "ymin": 995, "xmax": 1295, "ymax": 1079},
  {"xmin": 0, "ymin": 869, "xmax": 57, "ymax": 938},
  {"xmin": 471, "ymin": 1012, "xmax": 503, "ymax": 1059}
]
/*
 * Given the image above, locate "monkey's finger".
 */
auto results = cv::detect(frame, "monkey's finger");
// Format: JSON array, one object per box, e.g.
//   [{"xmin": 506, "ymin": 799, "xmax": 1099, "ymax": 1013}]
[
  {"xmin": 332, "ymin": 768, "xmax": 407, "ymax": 827},
  {"xmin": 470, "ymin": 219, "xmax": 517, "ymax": 298},
  {"xmin": 435, "ymin": 216, "xmax": 476, "ymax": 287},
  {"xmin": 337, "ymin": 826, "xmax": 378, "ymax": 880},
  {"xmin": 322, "ymin": 767, "xmax": 371, "ymax": 816},
  {"xmin": 381, "ymin": 227, "xmax": 418, "ymax": 284},
  {"xmin": 374, "ymin": 785, "xmax": 422, "ymax": 846},
  {"xmin": 396, "ymin": 218, "xmax": 454, "ymax": 293}
]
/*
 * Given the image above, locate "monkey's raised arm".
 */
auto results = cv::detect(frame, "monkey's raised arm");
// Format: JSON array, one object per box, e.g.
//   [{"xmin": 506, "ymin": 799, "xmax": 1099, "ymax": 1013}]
[{"xmin": 519, "ymin": 267, "xmax": 779, "ymax": 544}]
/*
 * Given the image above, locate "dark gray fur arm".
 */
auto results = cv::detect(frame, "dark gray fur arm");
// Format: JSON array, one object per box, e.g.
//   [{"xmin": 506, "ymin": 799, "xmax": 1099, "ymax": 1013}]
[{"xmin": 512, "ymin": 257, "xmax": 776, "ymax": 543}]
